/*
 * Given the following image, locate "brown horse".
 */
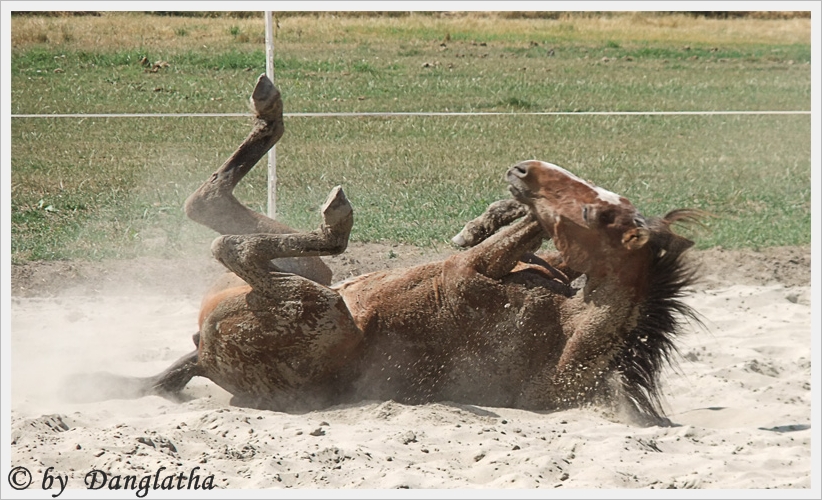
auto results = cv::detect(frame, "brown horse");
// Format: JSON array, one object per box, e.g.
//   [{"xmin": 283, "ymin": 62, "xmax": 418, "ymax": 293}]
[{"xmin": 97, "ymin": 75, "xmax": 700, "ymax": 426}]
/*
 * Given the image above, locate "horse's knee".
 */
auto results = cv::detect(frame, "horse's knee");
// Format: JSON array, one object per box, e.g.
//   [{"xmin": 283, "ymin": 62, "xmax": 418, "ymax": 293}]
[
  {"xmin": 441, "ymin": 253, "xmax": 485, "ymax": 288},
  {"xmin": 210, "ymin": 235, "xmax": 252, "ymax": 273},
  {"xmin": 210, "ymin": 235, "xmax": 233, "ymax": 265},
  {"xmin": 183, "ymin": 184, "xmax": 213, "ymax": 224},
  {"xmin": 183, "ymin": 179, "xmax": 242, "ymax": 230},
  {"xmin": 183, "ymin": 192, "xmax": 200, "ymax": 220}
]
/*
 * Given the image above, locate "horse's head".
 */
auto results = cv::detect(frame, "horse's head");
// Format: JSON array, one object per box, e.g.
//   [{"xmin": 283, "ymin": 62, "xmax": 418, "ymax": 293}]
[{"xmin": 507, "ymin": 160, "xmax": 651, "ymax": 279}]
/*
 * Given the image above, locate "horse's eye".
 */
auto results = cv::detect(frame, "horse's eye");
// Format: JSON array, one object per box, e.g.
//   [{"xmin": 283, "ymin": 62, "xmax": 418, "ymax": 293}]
[
  {"xmin": 599, "ymin": 209, "xmax": 616, "ymax": 225},
  {"xmin": 582, "ymin": 205, "xmax": 589, "ymax": 223}
]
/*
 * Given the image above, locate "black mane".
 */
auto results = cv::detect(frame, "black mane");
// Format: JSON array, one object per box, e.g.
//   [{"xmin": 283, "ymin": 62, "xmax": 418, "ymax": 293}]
[{"xmin": 611, "ymin": 209, "xmax": 704, "ymax": 422}]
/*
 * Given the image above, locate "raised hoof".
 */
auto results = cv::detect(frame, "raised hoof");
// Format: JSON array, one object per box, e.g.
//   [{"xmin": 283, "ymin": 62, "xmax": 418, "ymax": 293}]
[
  {"xmin": 451, "ymin": 231, "xmax": 470, "ymax": 248},
  {"xmin": 451, "ymin": 233, "xmax": 468, "ymax": 248},
  {"xmin": 321, "ymin": 186, "xmax": 354, "ymax": 228},
  {"xmin": 251, "ymin": 74, "xmax": 282, "ymax": 121}
]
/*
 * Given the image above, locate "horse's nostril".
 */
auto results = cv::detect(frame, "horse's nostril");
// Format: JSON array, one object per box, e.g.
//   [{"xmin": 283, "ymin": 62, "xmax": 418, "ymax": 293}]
[{"xmin": 512, "ymin": 164, "xmax": 529, "ymax": 177}]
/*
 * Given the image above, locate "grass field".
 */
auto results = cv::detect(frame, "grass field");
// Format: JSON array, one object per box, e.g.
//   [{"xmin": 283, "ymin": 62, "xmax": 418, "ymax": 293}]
[{"xmin": 9, "ymin": 12, "xmax": 812, "ymax": 262}]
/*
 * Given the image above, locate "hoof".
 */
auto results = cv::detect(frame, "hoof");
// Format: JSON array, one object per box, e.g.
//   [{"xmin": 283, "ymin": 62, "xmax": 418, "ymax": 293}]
[
  {"xmin": 321, "ymin": 186, "xmax": 354, "ymax": 228},
  {"xmin": 451, "ymin": 232, "xmax": 469, "ymax": 248},
  {"xmin": 251, "ymin": 74, "xmax": 282, "ymax": 121}
]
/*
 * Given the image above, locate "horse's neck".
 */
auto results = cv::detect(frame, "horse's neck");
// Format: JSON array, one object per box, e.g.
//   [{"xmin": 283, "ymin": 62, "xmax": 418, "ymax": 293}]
[
  {"xmin": 582, "ymin": 252, "xmax": 651, "ymax": 303},
  {"xmin": 567, "ymin": 273, "xmax": 646, "ymax": 337}
]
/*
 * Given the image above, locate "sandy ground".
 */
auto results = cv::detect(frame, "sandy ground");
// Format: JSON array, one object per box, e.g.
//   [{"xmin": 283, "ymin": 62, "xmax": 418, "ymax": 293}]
[{"xmin": 6, "ymin": 243, "xmax": 816, "ymax": 494}]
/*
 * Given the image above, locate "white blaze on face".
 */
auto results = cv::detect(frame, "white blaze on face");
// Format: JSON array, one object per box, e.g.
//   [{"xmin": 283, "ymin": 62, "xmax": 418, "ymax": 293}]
[
  {"xmin": 593, "ymin": 186, "xmax": 623, "ymax": 205},
  {"xmin": 539, "ymin": 161, "xmax": 624, "ymax": 206}
]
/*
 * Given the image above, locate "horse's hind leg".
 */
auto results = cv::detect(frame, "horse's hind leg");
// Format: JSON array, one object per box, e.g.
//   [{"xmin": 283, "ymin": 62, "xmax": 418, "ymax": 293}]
[
  {"xmin": 142, "ymin": 349, "xmax": 200, "ymax": 395},
  {"xmin": 210, "ymin": 185, "xmax": 353, "ymax": 295},
  {"xmin": 183, "ymin": 74, "xmax": 332, "ymax": 284},
  {"xmin": 65, "ymin": 349, "xmax": 200, "ymax": 403},
  {"xmin": 198, "ymin": 187, "xmax": 361, "ymax": 410}
]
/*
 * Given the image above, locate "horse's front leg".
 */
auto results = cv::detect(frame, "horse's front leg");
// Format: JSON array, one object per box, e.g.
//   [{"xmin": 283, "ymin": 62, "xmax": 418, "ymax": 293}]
[
  {"xmin": 451, "ymin": 198, "xmax": 529, "ymax": 248},
  {"xmin": 453, "ymin": 198, "xmax": 582, "ymax": 285},
  {"xmin": 446, "ymin": 213, "xmax": 545, "ymax": 281}
]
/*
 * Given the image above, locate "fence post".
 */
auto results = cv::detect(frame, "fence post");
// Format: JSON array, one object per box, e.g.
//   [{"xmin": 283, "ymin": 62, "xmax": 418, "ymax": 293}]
[{"xmin": 265, "ymin": 10, "xmax": 277, "ymax": 218}]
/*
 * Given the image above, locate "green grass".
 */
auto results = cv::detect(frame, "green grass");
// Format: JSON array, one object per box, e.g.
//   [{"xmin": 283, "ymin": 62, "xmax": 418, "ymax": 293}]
[
  {"xmin": 10, "ymin": 41, "xmax": 810, "ymax": 114},
  {"xmin": 11, "ymin": 113, "xmax": 810, "ymax": 262},
  {"xmin": 9, "ymin": 13, "xmax": 812, "ymax": 262}
]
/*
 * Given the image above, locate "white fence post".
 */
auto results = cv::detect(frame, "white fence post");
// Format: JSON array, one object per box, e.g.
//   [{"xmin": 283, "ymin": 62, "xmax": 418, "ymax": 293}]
[{"xmin": 265, "ymin": 11, "xmax": 277, "ymax": 218}]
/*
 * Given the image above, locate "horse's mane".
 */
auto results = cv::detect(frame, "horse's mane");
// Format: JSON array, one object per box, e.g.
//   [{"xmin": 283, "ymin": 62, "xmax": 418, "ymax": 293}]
[{"xmin": 611, "ymin": 209, "xmax": 705, "ymax": 420}]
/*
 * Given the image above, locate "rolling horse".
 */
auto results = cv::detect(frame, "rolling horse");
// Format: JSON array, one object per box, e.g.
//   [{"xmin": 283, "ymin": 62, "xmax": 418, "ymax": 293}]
[{"xmin": 94, "ymin": 75, "xmax": 700, "ymax": 426}]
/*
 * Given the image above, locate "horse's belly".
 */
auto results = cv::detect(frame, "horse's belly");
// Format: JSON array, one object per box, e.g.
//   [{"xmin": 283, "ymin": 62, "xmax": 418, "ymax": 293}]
[{"xmin": 349, "ymin": 281, "xmax": 568, "ymax": 407}]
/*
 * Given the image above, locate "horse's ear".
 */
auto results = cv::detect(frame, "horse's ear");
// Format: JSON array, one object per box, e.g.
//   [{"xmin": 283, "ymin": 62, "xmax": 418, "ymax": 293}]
[{"xmin": 622, "ymin": 227, "xmax": 650, "ymax": 250}]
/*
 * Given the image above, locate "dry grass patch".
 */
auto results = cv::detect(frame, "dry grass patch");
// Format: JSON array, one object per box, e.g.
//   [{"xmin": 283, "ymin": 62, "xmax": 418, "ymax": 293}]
[{"xmin": 11, "ymin": 11, "xmax": 811, "ymax": 52}]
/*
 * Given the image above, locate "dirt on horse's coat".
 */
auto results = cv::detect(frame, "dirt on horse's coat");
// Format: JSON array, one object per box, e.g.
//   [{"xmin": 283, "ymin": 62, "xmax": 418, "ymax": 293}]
[{"xmin": 86, "ymin": 75, "xmax": 700, "ymax": 426}]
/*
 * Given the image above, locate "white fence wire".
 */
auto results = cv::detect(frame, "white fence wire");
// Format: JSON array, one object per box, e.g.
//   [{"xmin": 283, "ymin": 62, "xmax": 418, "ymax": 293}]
[{"xmin": 10, "ymin": 110, "xmax": 811, "ymax": 118}]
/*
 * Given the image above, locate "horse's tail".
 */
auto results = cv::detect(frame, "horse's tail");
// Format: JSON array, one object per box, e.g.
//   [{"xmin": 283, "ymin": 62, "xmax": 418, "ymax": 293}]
[{"xmin": 64, "ymin": 348, "xmax": 201, "ymax": 403}]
